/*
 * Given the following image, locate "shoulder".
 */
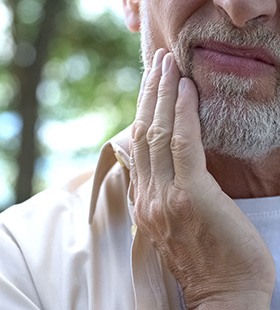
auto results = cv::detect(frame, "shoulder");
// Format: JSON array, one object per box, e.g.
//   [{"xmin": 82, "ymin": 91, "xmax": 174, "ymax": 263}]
[
  {"xmin": 0, "ymin": 155, "xmax": 131, "ymax": 308},
  {"xmin": 0, "ymin": 170, "xmax": 94, "ymax": 241},
  {"xmin": 0, "ymin": 170, "xmax": 94, "ymax": 308}
]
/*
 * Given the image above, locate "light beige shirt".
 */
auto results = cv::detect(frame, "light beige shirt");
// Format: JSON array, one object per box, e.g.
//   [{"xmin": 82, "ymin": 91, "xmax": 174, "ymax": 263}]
[{"xmin": 0, "ymin": 127, "xmax": 279, "ymax": 309}]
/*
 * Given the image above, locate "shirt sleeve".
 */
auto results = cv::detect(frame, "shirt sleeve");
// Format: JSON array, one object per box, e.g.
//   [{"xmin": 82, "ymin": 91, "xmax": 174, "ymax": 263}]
[{"xmin": 0, "ymin": 227, "xmax": 42, "ymax": 309}]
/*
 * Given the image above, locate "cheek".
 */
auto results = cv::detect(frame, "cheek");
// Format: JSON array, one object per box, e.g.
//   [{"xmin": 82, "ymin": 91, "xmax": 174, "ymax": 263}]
[
  {"xmin": 165, "ymin": 1, "xmax": 208, "ymax": 47},
  {"xmin": 141, "ymin": 0, "xmax": 207, "ymax": 66},
  {"xmin": 147, "ymin": 0, "xmax": 207, "ymax": 49}
]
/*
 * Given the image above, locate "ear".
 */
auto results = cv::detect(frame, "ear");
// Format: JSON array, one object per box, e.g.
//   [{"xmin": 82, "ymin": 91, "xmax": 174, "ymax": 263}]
[{"xmin": 123, "ymin": 0, "xmax": 140, "ymax": 32}]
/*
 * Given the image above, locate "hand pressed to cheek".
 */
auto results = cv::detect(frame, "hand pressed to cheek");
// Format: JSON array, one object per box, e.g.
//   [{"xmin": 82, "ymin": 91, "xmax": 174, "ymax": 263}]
[
  {"xmin": 131, "ymin": 49, "xmax": 209, "ymax": 242},
  {"xmin": 132, "ymin": 49, "xmax": 202, "ymax": 178},
  {"xmin": 130, "ymin": 50, "xmax": 275, "ymax": 308},
  {"xmin": 131, "ymin": 50, "xmax": 211, "ymax": 253},
  {"xmin": 131, "ymin": 48, "xmax": 207, "ymax": 201}
]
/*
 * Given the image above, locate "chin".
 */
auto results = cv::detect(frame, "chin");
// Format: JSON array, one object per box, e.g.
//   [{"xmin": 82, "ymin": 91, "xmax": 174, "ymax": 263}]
[{"xmin": 196, "ymin": 80, "xmax": 280, "ymax": 161}]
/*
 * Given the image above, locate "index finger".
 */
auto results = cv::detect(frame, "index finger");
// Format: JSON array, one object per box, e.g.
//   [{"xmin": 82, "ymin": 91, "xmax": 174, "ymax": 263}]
[{"xmin": 171, "ymin": 78, "xmax": 206, "ymax": 188}]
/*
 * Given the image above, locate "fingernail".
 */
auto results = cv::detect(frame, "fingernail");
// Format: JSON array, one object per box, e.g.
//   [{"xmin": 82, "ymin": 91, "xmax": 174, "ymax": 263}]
[
  {"xmin": 179, "ymin": 78, "xmax": 186, "ymax": 92},
  {"xmin": 152, "ymin": 49, "xmax": 163, "ymax": 68},
  {"xmin": 162, "ymin": 54, "xmax": 172, "ymax": 74}
]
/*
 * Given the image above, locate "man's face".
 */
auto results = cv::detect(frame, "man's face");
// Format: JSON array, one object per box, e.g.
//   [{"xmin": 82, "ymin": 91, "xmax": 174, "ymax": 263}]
[{"xmin": 139, "ymin": 0, "xmax": 280, "ymax": 160}]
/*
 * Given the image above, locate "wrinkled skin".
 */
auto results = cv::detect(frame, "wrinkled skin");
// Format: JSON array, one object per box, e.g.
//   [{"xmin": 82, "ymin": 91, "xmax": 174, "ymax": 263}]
[
  {"xmin": 130, "ymin": 49, "xmax": 275, "ymax": 309},
  {"xmin": 124, "ymin": 0, "xmax": 279, "ymax": 308}
]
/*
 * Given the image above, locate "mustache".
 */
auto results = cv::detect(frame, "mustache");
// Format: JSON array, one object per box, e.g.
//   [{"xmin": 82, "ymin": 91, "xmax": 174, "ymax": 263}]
[{"xmin": 172, "ymin": 19, "xmax": 280, "ymax": 75}]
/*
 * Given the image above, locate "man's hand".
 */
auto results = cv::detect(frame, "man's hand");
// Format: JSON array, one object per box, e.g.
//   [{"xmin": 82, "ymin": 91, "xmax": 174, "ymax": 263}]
[{"xmin": 130, "ymin": 49, "xmax": 275, "ymax": 309}]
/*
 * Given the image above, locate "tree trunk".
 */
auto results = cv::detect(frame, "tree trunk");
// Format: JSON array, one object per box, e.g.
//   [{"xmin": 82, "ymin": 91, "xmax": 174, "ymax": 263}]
[{"xmin": 14, "ymin": 0, "xmax": 64, "ymax": 204}]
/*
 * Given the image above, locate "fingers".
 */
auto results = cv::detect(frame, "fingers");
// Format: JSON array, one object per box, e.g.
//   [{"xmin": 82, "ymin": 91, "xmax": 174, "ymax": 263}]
[
  {"xmin": 130, "ymin": 65, "xmax": 151, "ymax": 190},
  {"xmin": 147, "ymin": 54, "xmax": 181, "ymax": 183},
  {"xmin": 131, "ymin": 48, "xmax": 166, "ymax": 189},
  {"xmin": 172, "ymin": 78, "xmax": 206, "ymax": 189},
  {"xmin": 131, "ymin": 48, "xmax": 206, "ymax": 194}
]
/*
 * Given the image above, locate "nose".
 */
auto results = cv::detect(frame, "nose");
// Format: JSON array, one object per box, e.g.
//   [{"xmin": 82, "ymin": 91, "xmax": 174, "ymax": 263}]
[{"xmin": 213, "ymin": 0, "xmax": 277, "ymax": 27}]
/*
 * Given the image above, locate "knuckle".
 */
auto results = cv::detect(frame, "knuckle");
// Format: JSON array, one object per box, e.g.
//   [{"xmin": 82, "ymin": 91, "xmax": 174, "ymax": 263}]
[
  {"xmin": 147, "ymin": 124, "xmax": 171, "ymax": 145},
  {"xmin": 132, "ymin": 120, "xmax": 149, "ymax": 142},
  {"xmin": 167, "ymin": 188, "xmax": 191, "ymax": 210},
  {"xmin": 134, "ymin": 194, "xmax": 162, "ymax": 229},
  {"xmin": 170, "ymin": 134, "xmax": 191, "ymax": 153}
]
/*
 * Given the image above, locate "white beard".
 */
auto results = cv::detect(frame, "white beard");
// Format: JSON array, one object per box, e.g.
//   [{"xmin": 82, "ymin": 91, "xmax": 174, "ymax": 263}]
[
  {"xmin": 198, "ymin": 73, "xmax": 280, "ymax": 160},
  {"xmin": 139, "ymin": 12, "xmax": 280, "ymax": 161}
]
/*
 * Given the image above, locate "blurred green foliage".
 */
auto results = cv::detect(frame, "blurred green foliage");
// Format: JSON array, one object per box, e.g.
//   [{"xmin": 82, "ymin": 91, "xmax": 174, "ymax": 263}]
[{"xmin": 0, "ymin": 0, "xmax": 141, "ymax": 210}]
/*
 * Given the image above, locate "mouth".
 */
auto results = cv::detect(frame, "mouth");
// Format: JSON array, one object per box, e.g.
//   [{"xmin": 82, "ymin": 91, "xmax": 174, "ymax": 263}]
[{"xmin": 192, "ymin": 41, "xmax": 277, "ymax": 76}]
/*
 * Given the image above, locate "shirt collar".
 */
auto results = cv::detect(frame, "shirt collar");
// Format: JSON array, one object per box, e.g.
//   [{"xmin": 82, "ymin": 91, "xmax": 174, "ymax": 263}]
[{"xmin": 88, "ymin": 125, "xmax": 131, "ymax": 224}]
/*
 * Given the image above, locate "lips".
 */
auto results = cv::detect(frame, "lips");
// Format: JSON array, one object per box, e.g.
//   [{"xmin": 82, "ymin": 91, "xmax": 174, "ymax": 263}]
[
  {"xmin": 194, "ymin": 41, "xmax": 277, "ymax": 66},
  {"xmin": 192, "ymin": 41, "xmax": 278, "ymax": 76}
]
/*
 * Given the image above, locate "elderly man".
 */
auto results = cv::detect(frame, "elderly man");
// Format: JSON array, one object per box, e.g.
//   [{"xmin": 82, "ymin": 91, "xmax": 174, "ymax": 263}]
[{"xmin": 0, "ymin": 0, "xmax": 279, "ymax": 309}]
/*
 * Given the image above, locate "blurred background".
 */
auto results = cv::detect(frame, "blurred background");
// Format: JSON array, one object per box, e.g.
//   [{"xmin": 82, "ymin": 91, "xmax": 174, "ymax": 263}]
[{"xmin": 0, "ymin": 0, "xmax": 140, "ymax": 211}]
